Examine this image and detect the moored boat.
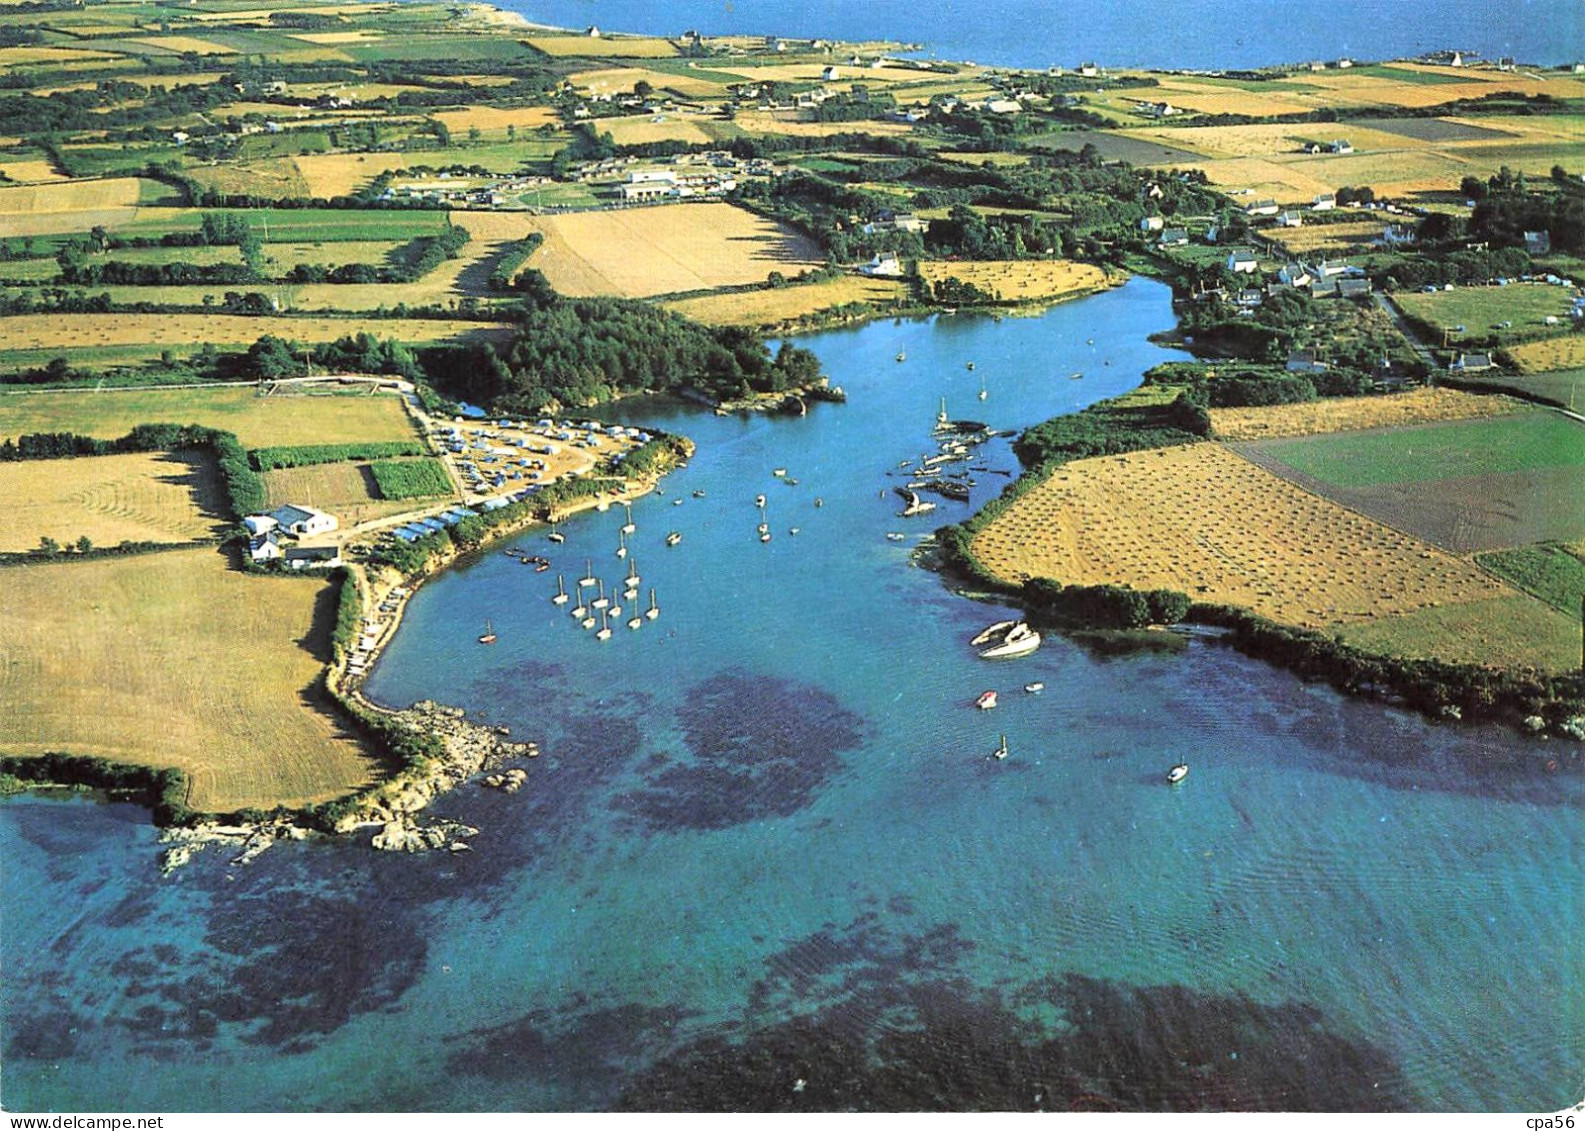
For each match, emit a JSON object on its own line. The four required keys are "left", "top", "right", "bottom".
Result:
{"left": 992, "top": 735, "right": 1009, "bottom": 760}
{"left": 645, "top": 588, "right": 659, "bottom": 620}
{"left": 477, "top": 620, "right": 497, "bottom": 645}
{"left": 980, "top": 627, "right": 1041, "bottom": 660}
{"left": 596, "top": 609, "right": 612, "bottom": 641}
{"left": 976, "top": 690, "right": 998, "bottom": 710}
{"left": 579, "top": 560, "right": 597, "bottom": 588}
{"left": 1024, "top": 682, "right": 1044, "bottom": 694}
{"left": 1167, "top": 763, "right": 1189, "bottom": 784}
{"left": 552, "top": 574, "right": 569, "bottom": 605}
{"left": 971, "top": 619, "right": 1019, "bottom": 647}
{"left": 666, "top": 531, "right": 682, "bottom": 547}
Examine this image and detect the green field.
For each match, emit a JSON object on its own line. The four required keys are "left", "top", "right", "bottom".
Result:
{"left": 1339, "top": 594, "right": 1580, "bottom": 673}
{"left": 1476, "top": 544, "right": 1585, "bottom": 615}
{"left": 1392, "top": 284, "right": 1580, "bottom": 346}
{"left": 0, "top": 386, "right": 418, "bottom": 448}
{"left": 369, "top": 456, "right": 452, "bottom": 499}
{"left": 1255, "top": 411, "right": 1585, "bottom": 487}
{"left": 114, "top": 209, "right": 450, "bottom": 243}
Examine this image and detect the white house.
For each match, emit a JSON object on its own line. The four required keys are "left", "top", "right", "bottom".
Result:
{"left": 1244, "top": 199, "right": 1279, "bottom": 217}
{"left": 243, "top": 514, "right": 278, "bottom": 536}
{"left": 984, "top": 98, "right": 1023, "bottom": 114}
{"left": 1312, "top": 193, "right": 1337, "bottom": 211}
{"left": 821, "top": 65, "right": 840, "bottom": 81}
{"left": 1078, "top": 62, "right": 1100, "bottom": 77}
{"left": 860, "top": 253, "right": 904, "bottom": 277}
{"left": 1158, "top": 227, "right": 1189, "bottom": 247}
{"left": 1279, "top": 263, "right": 1313, "bottom": 288}
{"left": 1276, "top": 211, "right": 1303, "bottom": 228}
{"left": 1328, "top": 139, "right": 1354, "bottom": 154}
{"left": 1140, "top": 215, "right": 1165, "bottom": 233}
{"left": 249, "top": 531, "right": 284, "bottom": 563}
{"left": 1227, "top": 249, "right": 1259, "bottom": 274}
{"left": 269, "top": 504, "right": 338, "bottom": 537}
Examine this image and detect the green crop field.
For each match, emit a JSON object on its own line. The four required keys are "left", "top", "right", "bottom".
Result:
{"left": 369, "top": 456, "right": 453, "bottom": 499}
{"left": 1476, "top": 544, "right": 1585, "bottom": 615}
{"left": 1254, "top": 411, "right": 1585, "bottom": 487}
{"left": 0, "top": 386, "right": 418, "bottom": 449}
{"left": 114, "top": 208, "right": 450, "bottom": 243}
{"left": 1392, "top": 284, "right": 1580, "bottom": 345}
{"left": 1339, "top": 594, "right": 1579, "bottom": 672}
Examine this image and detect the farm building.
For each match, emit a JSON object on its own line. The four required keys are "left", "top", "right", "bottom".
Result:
{"left": 1159, "top": 227, "right": 1189, "bottom": 247}
{"left": 1140, "top": 215, "right": 1165, "bottom": 232}
{"left": 1244, "top": 199, "right": 1279, "bottom": 217}
{"left": 860, "top": 253, "right": 904, "bottom": 277}
{"left": 1328, "top": 139, "right": 1354, "bottom": 154}
{"left": 1286, "top": 351, "right": 1330, "bottom": 374}
{"left": 243, "top": 514, "right": 278, "bottom": 536}
{"left": 248, "top": 531, "right": 284, "bottom": 564}
{"left": 266, "top": 504, "right": 338, "bottom": 538}
{"left": 1450, "top": 353, "right": 1495, "bottom": 372}
{"left": 1277, "top": 211, "right": 1303, "bottom": 227}
{"left": 1313, "top": 193, "right": 1337, "bottom": 211}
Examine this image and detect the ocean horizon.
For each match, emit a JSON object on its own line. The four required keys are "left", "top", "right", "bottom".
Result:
{"left": 504, "top": 0, "right": 1581, "bottom": 71}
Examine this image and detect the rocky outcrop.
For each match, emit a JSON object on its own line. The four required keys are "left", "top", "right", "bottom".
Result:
{"left": 159, "top": 821, "right": 315, "bottom": 876}
{"left": 370, "top": 816, "right": 479, "bottom": 853}
{"left": 330, "top": 700, "right": 537, "bottom": 835}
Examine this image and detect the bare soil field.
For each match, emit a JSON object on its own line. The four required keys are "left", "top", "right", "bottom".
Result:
{"left": 971, "top": 442, "right": 1511, "bottom": 633}
{"left": 1351, "top": 116, "right": 1517, "bottom": 142}
{"left": 1209, "top": 388, "right": 1521, "bottom": 441}
{"left": 917, "top": 260, "right": 1113, "bottom": 304}
{"left": 569, "top": 65, "right": 727, "bottom": 99}
{"left": 0, "top": 548, "right": 379, "bottom": 810}
{"left": 262, "top": 460, "right": 451, "bottom": 527}
{"left": 0, "top": 313, "right": 510, "bottom": 353}
{"left": 0, "top": 451, "right": 229, "bottom": 552}
{"left": 523, "top": 203, "right": 822, "bottom": 298}
{"left": 1026, "top": 130, "right": 1203, "bottom": 166}
{"left": 0, "top": 385, "right": 418, "bottom": 449}
{"left": 662, "top": 275, "right": 908, "bottom": 327}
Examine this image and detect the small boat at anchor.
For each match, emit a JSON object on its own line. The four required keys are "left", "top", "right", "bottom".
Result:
{"left": 624, "top": 558, "right": 640, "bottom": 589}
{"left": 895, "top": 351, "right": 907, "bottom": 362}
{"left": 548, "top": 529, "right": 565, "bottom": 544}
{"left": 755, "top": 493, "right": 766, "bottom": 508}
{"left": 578, "top": 560, "right": 597, "bottom": 588}
{"left": 645, "top": 588, "right": 659, "bottom": 620}
{"left": 627, "top": 612, "right": 642, "bottom": 630}
{"left": 992, "top": 735, "right": 1009, "bottom": 760}
{"left": 596, "top": 609, "right": 612, "bottom": 641}
{"left": 666, "top": 532, "right": 682, "bottom": 547}
{"left": 773, "top": 468, "right": 787, "bottom": 477}
{"left": 571, "top": 592, "right": 588, "bottom": 618}
{"left": 591, "top": 579, "right": 608, "bottom": 610}
{"left": 971, "top": 620, "right": 1019, "bottom": 647}
{"left": 976, "top": 690, "right": 998, "bottom": 711}
{"left": 551, "top": 574, "right": 569, "bottom": 605}
{"left": 616, "top": 530, "right": 627, "bottom": 559}
{"left": 477, "top": 620, "right": 497, "bottom": 645}
{"left": 886, "top": 532, "right": 907, "bottom": 542}
{"left": 978, "top": 622, "right": 1042, "bottom": 660}
{"left": 621, "top": 504, "right": 636, "bottom": 536}
{"left": 1024, "top": 682, "right": 1044, "bottom": 694}
{"left": 1166, "top": 764, "right": 1189, "bottom": 784}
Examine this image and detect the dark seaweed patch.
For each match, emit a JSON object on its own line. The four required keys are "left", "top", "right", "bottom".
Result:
{"left": 611, "top": 917, "right": 1414, "bottom": 1112}
{"left": 5, "top": 1007, "right": 89, "bottom": 1061}
{"left": 616, "top": 670, "right": 865, "bottom": 831}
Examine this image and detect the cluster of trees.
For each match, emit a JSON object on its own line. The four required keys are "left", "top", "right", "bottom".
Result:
{"left": 421, "top": 295, "right": 826, "bottom": 413}
{"left": 927, "top": 275, "right": 1001, "bottom": 306}
{"left": 1144, "top": 361, "right": 1372, "bottom": 408}
{"left": 1013, "top": 389, "right": 1210, "bottom": 469}
{"left": 1178, "top": 287, "right": 1321, "bottom": 362}
{"left": 1465, "top": 167, "right": 1585, "bottom": 255}
{"left": 809, "top": 88, "right": 898, "bottom": 123}
{"left": 58, "top": 255, "right": 257, "bottom": 287}
{"left": 1022, "top": 577, "right": 1192, "bottom": 629}
{"left": 927, "top": 203, "right": 1059, "bottom": 259}
{"left": 1375, "top": 246, "right": 1534, "bottom": 291}
{"left": 0, "top": 754, "right": 193, "bottom": 826}
{"left": 285, "top": 224, "right": 468, "bottom": 285}
{"left": 486, "top": 233, "right": 546, "bottom": 291}
{"left": 239, "top": 332, "right": 426, "bottom": 382}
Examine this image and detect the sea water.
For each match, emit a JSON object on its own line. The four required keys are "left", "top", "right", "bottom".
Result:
{"left": 503, "top": 0, "right": 1582, "bottom": 70}
{"left": 3, "top": 280, "right": 1580, "bottom": 1111}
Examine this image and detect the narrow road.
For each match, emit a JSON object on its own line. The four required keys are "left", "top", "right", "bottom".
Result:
{"left": 1374, "top": 292, "right": 1440, "bottom": 372}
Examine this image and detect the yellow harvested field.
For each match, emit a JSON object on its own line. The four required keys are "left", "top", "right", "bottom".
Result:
{"left": 0, "top": 451, "right": 229, "bottom": 552}
{"left": 1120, "top": 122, "right": 1432, "bottom": 160}
{"left": 291, "top": 151, "right": 421, "bottom": 198}
{"left": 972, "top": 441, "right": 1511, "bottom": 632}
{"left": 0, "top": 45, "right": 118, "bottom": 67}
{"left": 1507, "top": 336, "right": 1585, "bottom": 375}
{"left": 0, "top": 177, "right": 147, "bottom": 235}
{"left": 0, "top": 386, "right": 417, "bottom": 449}
{"left": 917, "top": 260, "right": 1113, "bottom": 303}
{"left": 0, "top": 313, "right": 509, "bottom": 353}
{"left": 527, "top": 35, "right": 677, "bottom": 58}
{"left": 0, "top": 159, "right": 65, "bottom": 183}
{"left": 730, "top": 111, "right": 913, "bottom": 138}
{"left": 433, "top": 105, "right": 560, "bottom": 134}
{"left": 663, "top": 275, "right": 908, "bottom": 327}
{"left": 597, "top": 114, "right": 719, "bottom": 146}
{"left": 1209, "top": 388, "right": 1522, "bottom": 441}
{"left": 1146, "top": 83, "right": 1317, "bottom": 118}
{"left": 1265, "top": 219, "right": 1389, "bottom": 255}
{"left": 1195, "top": 156, "right": 1357, "bottom": 201}
{"left": 130, "top": 35, "right": 238, "bottom": 54}
{"left": 0, "top": 549, "right": 379, "bottom": 810}
{"left": 262, "top": 461, "right": 439, "bottom": 527}
{"left": 523, "top": 203, "right": 822, "bottom": 298}
{"left": 570, "top": 65, "right": 726, "bottom": 98}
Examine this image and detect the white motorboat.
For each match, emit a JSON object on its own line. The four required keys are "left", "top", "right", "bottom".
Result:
{"left": 979, "top": 623, "right": 1041, "bottom": 659}
{"left": 1167, "top": 764, "right": 1189, "bottom": 784}
{"left": 666, "top": 531, "right": 682, "bottom": 547}
{"left": 755, "top": 494, "right": 766, "bottom": 508}
{"left": 970, "top": 619, "right": 1019, "bottom": 647}
{"left": 773, "top": 468, "right": 787, "bottom": 477}
{"left": 976, "top": 690, "right": 998, "bottom": 710}
{"left": 548, "top": 530, "right": 565, "bottom": 544}
{"left": 552, "top": 574, "right": 569, "bottom": 605}
{"left": 1023, "top": 682, "right": 1044, "bottom": 694}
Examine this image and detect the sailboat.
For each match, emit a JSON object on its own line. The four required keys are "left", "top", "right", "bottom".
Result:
{"left": 621, "top": 503, "right": 636, "bottom": 536}
{"left": 608, "top": 594, "right": 622, "bottom": 618}
{"left": 645, "top": 588, "right": 659, "bottom": 620}
{"left": 551, "top": 574, "right": 569, "bottom": 605}
{"left": 478, "top": 620, "right": 497, "bottom": 645}
{"left": 666, "top": 531, "right": 682, "bottom": 547}
{"left": 579, "top": 559, "right": 597, "bottom": 588}
{"left": 591, "top": 579, "right": 608, "bottom": 610}
{"left": 596, "top": 609, "right": 612, "bottom": 641}
{"left": 624, "top": 557, "right": 640, "bottom": 591}
{"left": 992, "top": 735, "right": 1009, "bottom": 761}
{"left": 548, "top": 527, "right": 565, "bottom": 544}
{"left": 977, "top": 373, "right": 988, "bottom": 402}
{"left": 935, "top": 397, "right": 949, "bottom": 430}
{"left": 628, "top": 610, "right": 643, "bottom": 630}
{"left": 616, "top": 529, "right": 627, "bottom": 559}
{"left": 571, "top": 589, "right": 588, "bottom": 618}
{"left": 580, "top": 609, "right": 597, "bottom": 629}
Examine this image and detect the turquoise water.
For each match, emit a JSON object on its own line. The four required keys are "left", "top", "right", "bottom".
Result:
{"left": 3, "top": 280, "right": 1581, "bottom": 1111}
